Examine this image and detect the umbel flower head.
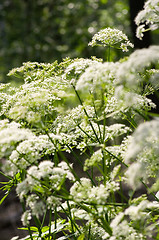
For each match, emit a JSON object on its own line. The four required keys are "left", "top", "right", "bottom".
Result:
{"left": 135, "top": 0, "right": 159, "bottom": 39}
{"left": 88, "top": 27, "right": 134, "bottom": 52}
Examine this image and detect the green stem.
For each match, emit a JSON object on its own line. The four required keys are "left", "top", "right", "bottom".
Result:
{"left": 72, "top": 85, "right": 101, "bottom": 144}
{"left": 60, "top": 202, "right": 81, "bottom": 235}
{"left": 90, "top": 91, "right": 103, "bottom": 142}
{"left": 0, "top": 171, "right": 12, "bottom": 180}
{"left": 102, "top": 150, "right": 107, "bottom": 184}
{"left": 41, "top": 208, "right": 47, "bottom": 229}
{"left": 104, "top": 148, "right": 128, "bottom": 167}
{"left": 65, "top": 143, "right": 96, "bottom": 186}
{"left": 33, "top": 216, "right": 42, "bottom": 238}
{"left": 21, "top": 201, "right": 34, "bottom": 240}
{"left": 141, "top": 179, "right": 159, "bottom": 201}
{"left": 103, "top": 112, "right": 106, "bottom": 143}
{"left": 58, "top": 150, "right": 80, "bottom": 182}
{"left": 88, "top": 223, "right": 91, "bottom": 240}
{"left": 49, "top": 209, "right": 52, "bottom": 240}
{"left": 77, "top": 123, "right": 96, "bottom": 143}
{"left": 107, "top": 45, "right": 111, "bottom": 62}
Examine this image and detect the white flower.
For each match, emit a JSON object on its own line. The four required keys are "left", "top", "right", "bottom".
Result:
{"left": 38, "top": 160, "right": 54, "bottom": 178}
{"left": 89, "top": 184, "right": 111, "bottom": 204}
{"left": 21, "top": 210, "right": 32, "bottom": 226}
{"left": 63, "top": 58, "right": 100, "bottom": 83}
{"left": 125, "top": 162, "right": 144, "bottom": 190}
{"left": 136, "top": 24, "right": 145, "bottom": 40}
{"left": 26, "top": 194, "right": 45, "bottom": 218}
{"left": 116, "top": 46, "right": 159, "bottom": 91}
{"left": 125, "top": 118, "right": 159, "bottom": 161}
{"left": 47, "top": 196, "right": 61, "bottom": 209}
{"left": 84, "top": 149, "right": 103, "bottom": 170}
{"left": 135, "top": 0, "right": 159, "bottom": 39}
{"left": 16, "top": 179, "right": 30, "bottom": 200}
{"left": 89, "top": 27, "right": 134, "bottom": 51}
{"left": 9, "top": 135, "right": 56, "bottom": 173}
{"left": 0, "top": 120, "right": 33, "bottom": 158}
{"left": 76, "top": 62, "right": 118, "bottom": 93}
{"left": 70, "top": 178, "right": 92, "bottom": 202}
{"left": 115, "top": 85, "right": 155, "bottom": 111}
{"left": 70, "top": 177, "right": 119, "bottom": 204}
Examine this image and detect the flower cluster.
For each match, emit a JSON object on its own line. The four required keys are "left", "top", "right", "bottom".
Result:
{"left": 125, "top": 118, "right": 159, "bottom": 189}
{"left": 104, "top": 198, "right": 159, "bottom": 239}
{"left": 135, "top": 0, "right": 159, "bottom": 39}
{"left": 0, "top": 12, "right": 159, "bottom": 239}
{"left": 88, "top": 27, "right": 134, "bottom": 52}
{"left": 16, "top": 160, "right": 74, "bottom": 224}
{"left": 116, "top": 46, "right": 159, "bottom": 91}
{"left": 76, "top": 61, "right": 118, "bottom": 93}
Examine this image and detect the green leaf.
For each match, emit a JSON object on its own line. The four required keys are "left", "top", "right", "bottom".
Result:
{"left": 41, "top": 226, "right": 49, "bottom": 233}
{"left": 18, "top": 226, "right": 38, "bottom": 232}
{"left": 0, "top": 181, "right": 10, "bottom": 185}
{"left": 77, "top": 233, "right": 85, "bottom": 240}
{"left": 41, "top": 220, "right": 67, "bottom": 237}
{"left": 0, "top": 192, "right": 9, "bottom": 205}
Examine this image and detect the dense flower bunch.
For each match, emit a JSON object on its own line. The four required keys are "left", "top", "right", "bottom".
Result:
{"left": 0, "top": 2, "right": 159, "bottom": 239}
{"left": 88, "top": 27, "right": 134, "bottom": 52}
{"left": 135, "top": 0, "right": 159, "bottom": 39}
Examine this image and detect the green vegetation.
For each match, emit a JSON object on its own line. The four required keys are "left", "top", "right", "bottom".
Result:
{"left": 0, "top": 0, "right": 159, "bottom": 239}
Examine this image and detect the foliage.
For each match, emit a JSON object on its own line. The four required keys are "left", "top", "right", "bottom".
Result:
{"left": 0, "top": 0, "right": 130, "bottom": 82}
{"left": 0, "top": 1, "right": 159, "bottom": 239}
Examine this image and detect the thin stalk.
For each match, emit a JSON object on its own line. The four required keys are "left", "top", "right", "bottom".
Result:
{"left": 33, "top": 216, "right": 42, "bottom": 238}
{"left": 78, "top": 203, "right": 112, "bottom": 235}
{"left": 67, "top": 200, "right": 76, "bottom": 239}
{"left": 77, "top": 123, "right": 96, "bottom": 143}
{"left": 96, "top": 164, "right": 107, "bottom": 180}
{"left": 102, "top": 150, "right": 107, "bottom": 184}
{"left": 0, "top": 171, "right": 12, "bottom": 180}
{"left": 41, "top": 208, "right": 47, "bottom": 229}
{"left": 60, "top": 202, "right": 81, "bottom": 235}
{"left": 54, "top": 206, "right": 57, "bottom": 239}
{"left": 65, "top": 143, "right": 96, "bottom": 186}
{"left": 107, "top": 45, "right": 111, "bottom": 62}
{"left": 121, "top": 111, "right": 137, "bottom": 129}
{"left": 103, "top": 111, "right": 106, "bottom": 143}
{"left": 80, "top": 200, "right": 128, "bottom": 207}
{"left": 21, "top": 201, "right": 34, "bottom": 240}
{"left": 90, "top": 91, "right": 103, "bottom": 142}
{"left": 58, "top": 150, "right": 80, "bottom": 182}
{"left": 72, "top": 85, "right": 101, "bottom": 144}
{"left": 105, "top": 148, "right": 128, "bottom": 167}
{"left": 49, "top": 209, "right": 52, "bottom": 240}
{"left": 88, "top": 223, "right": 91, "bottom": 240}
{"left": 141, "top": 179, "right": 159, "bottom": 201}
{"left": 134, "top": 108, "right": 149, "bottom": 121}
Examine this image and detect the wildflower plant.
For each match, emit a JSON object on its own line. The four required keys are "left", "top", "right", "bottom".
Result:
{"left": 135, "top": 0, "right": 159, "bottom": 39}
{"left": 0, "top": 1, "right": 159, "bottom": 239}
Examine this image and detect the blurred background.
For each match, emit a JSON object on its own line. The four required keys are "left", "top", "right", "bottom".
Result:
{"left": 0, "top": 0, "right": 159, "bottom": 239}
{"left": 1, "top": 0, "right": 158, "bottom": 84}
